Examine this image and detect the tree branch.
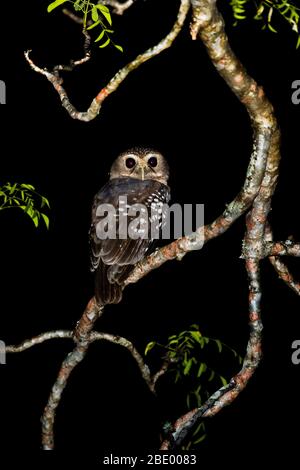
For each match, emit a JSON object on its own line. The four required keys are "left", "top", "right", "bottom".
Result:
{"left": 265, "top": 224, "right": 300, "bottom": 295}
{"left": 6, "top": 331, "right": 73, "bottom": 353}
{"left": 265, "top": 241, "right": 300, "bottom": 257}
{"left": 42, "top": 297, "right": 103, "bottom": 450}
{"left": 158, "top": 0, "right": 281, "bottom": 449}
{"left": 90, "top": 331, "right": 155, "bottom": 392}
{"left": 25, "top": 0, "right": 190, "bottom": 122}
{"left": 102, "top": 0, "right": 137, "bottom": 15}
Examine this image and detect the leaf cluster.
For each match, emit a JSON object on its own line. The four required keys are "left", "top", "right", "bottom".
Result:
{"left": 47, "top": 0, "right": 123, "bottom": 51}
{"left": 145, "top": 324, "right": 243, "bottom": 449}
{"left": 230, "top": 0, "right": 300, "bottom": 47}
{"left": 0, "top": 182, "right": 50, "bottom": 229}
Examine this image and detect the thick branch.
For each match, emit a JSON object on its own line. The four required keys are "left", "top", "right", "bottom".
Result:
{"left": 25, "top": 0, "right": 190, "bottom": 121}
{"left": 42, "top": 297, "right": 103, "bottom": 450}
{"left": 158, "top": 0, "right": 281, "bottom": 450}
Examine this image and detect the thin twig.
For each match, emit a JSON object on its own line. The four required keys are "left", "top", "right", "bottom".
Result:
{"left": 265, "top": 241, "right": 300, "bottom": 257}
{"left": 102, "top": 0, "right": 136, "bottom": 15}
{"left": 62, "top": 8, "right": 85, "bottom": 25}
{"left": 6, "top": 331, "right": 73, "bottom": 353}
{"left": 152, "top": 359, "right": 172, "bottom": 388}
{"left": 265, "top": 224, "right": 300, "bottom": 295}
{"left": 90, "top": 331, "right": 155, "bottom": 392}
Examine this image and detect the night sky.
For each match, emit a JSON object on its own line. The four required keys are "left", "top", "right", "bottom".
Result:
{"left": 0, "top": 0, "right": 300, "bottom": 463}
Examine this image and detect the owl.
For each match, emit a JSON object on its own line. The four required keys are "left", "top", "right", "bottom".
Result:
{"left": 89, "top": 147, "right": 170, "bottom": 305}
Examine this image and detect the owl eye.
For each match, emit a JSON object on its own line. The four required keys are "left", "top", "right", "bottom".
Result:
{"left": 148, "top": 156, "right": 158, "bottom": 168}
{"left": 125, "top": 157, "right": 136, "bottom": 169}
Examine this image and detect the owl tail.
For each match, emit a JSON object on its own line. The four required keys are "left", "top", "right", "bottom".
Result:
{"left": 95, "top": 260, "right": 136, "bottom": 305}
{"left": 94, "top": 261, "right": 125, "bottom": 305}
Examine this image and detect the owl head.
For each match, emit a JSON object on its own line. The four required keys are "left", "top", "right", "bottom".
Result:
{"left": 110, "top": 147, "right": 169, "bottom": 185}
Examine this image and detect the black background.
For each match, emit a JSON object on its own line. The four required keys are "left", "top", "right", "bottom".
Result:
{"left": 0, "top": 0, "right": 300, "bottom": 463}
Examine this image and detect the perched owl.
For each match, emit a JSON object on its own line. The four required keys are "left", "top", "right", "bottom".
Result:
{"left": 90, "top": 147, "right": 170, "bottom": 305}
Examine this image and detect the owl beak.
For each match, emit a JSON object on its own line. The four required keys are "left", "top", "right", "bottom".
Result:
{"left": 138, "top": 161, "right": 148, "bottom": 180}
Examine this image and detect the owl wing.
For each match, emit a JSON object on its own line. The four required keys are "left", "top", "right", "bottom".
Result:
{"left": 90, "top": 177, "right": 170, "bottom": 302}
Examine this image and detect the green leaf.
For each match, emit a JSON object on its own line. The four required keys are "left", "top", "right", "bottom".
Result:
{"left": 99, "top": 38, "right": 111, "bottom": 48}
{"left": 190, "top": 331, "right": 202, "bottom": 343}
{"left": 41, "top": 196, "right": 50, "bottom": 209}
{"left": 74, "top": 0, "right": 84, "bottom": 11}
{"left": 186, "top": 393, "right": 191, "bottom": 409}
{"left": 41, "top": 213, "right": 50, "bottom": 229}
{"left": 197, "top": 362, "right": 207, "bottom": 378}
{"left": 92, "top": 6, "right": 99, "bottom": 22}
{"left": 208, "top": 369, "right": 215, "bottom": 382}
{"left": 234, "top": 14, "right": 246, "bottom": 20}
{"left": 168, "top": 350, "right": 177, "bottom": 359}
{"left": 32, "top": 214, "right": 39, "bottom": 228}
{"left": 215, "top": 339, "right": 222, "bottom": 353}
{"left": 145, "top": 341, "right": 156, "bottom": 356}
{"left": 20, "top": 183, "right": 35, "bottom": 190}
{"left": 24, "top": 205, "right": 34, "bottom": 218}
{"left": 183, "top": 359, "right": 193, "bottom": 376}
{"left": 97, "top": 4, "right": 112, "bottom": 25}
{"left": 268, "top": 23, "right": 278, "bottom": 33}
{"left": 220, "top": 375, "right": 227, "bottom": 387}
{"left": 9, "top": 183, "right": 17, "bottom": 194}
{"left": 192, "top": 421, "right": 205, "bottom": 437}
{"left": 193, "top": 433, "right": 206, "bottom": 444}
{"left": 87, "top": 20, "right": 101, "bottom": 31}
{"left": 95, "top": 29, "right": 106, "bottom": 42}
{"left": 97, "top": 4, "right": 110, "bottom": 13}
{"left": 47, "top": 0, "right": 69, "bottom": 13}
{"left": 195, "top": 392, "right": 202, "bottom": 407}
{"left": 114, "top": 44, "right": 124, "bottom": 52}
{"left": 183, "top": 351, "right": 188, "bottom": 364}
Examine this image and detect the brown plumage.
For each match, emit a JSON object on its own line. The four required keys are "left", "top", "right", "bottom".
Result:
{"left": 89, "top": 147, "right": 170, "bottom": 305}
